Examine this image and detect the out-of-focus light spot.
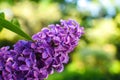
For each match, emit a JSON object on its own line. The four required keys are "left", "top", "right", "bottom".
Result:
{"left": 103, "top": 44, "right": 117, "bottom": 56}
{"left": 88, "top": 3, "right": 101, "bottom": 17}
{"left": 86, "top": 19, "right": 118, "bottom": 44}
{"left": 67, "top": 61, "right": 85, "bottom": 74}
{"left": 67, "top": 53, "right": 85, "bottom": 74}
{"left": 65, "top": 0, "right": 73, "bottom": 3}
{"left": 115, "top": 13, "right": 120, "bottom": 24}
{"left": 99, "top": 0, "right": 116, "bottom": 17}
{"left": 115, "top": 0, "right": 120, "bottom": 7}
{"left": 77, "top": 0, "right": 88, "bottom": 8}
{"left": 77, "top": 0, "right": 88, "bottom": 12}
{"left": 109, "top": 60, "right": 120, "bottom": 74}
{"left": 77, "top": 0, "right": 101, "bottom": 17}
{"left": 99, "top": 0, "right": 111, "bottom": 7}
{"left": 77, "top": 0, "right": 116, "bottom": 17}
{"left": 107, "top": 7, "right": 116, "bottom": 17}
{"left": 13, "top": 1, "right": 34, "bottom": 20}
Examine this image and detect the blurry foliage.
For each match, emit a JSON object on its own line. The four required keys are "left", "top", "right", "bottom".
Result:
{"left": 0, "top": 0, "right": 120, "bottom": 80}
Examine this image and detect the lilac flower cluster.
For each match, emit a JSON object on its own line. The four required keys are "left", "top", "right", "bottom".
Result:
{"left": 0, "top": 19, "right": 84, "bottom": 80}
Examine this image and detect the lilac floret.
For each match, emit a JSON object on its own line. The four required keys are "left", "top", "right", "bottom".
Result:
{"left": 0, "top": 19, "right": 84, "bottom": 80}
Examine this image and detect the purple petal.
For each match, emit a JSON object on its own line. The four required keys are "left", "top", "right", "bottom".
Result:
{"left": 18, "top": 56, "right": 25, "bottom": 61}
{"left": 5, "top": 66, "right": 11, "bottom": 72}
{"left": 23, "top": 49, "right": 32, "bottom": 55}
{"left": 56, "top": 64, "right": 64, "bottom": 72}
{"left": 47, "top": 68, "right": 54, "bottom": 74}
{"left": 31, "top": 43, "right": 36, "bottom": 49}
{"left": 30, "top": 53, "right": 36, "bottom": 63}
{"left": 65, "top": 36, "right": 70, "bottom": 44}
{"left": 39, "top": 69, "right": 48, "bottom": 78}
{"left": 12, "top": 62, "right": 18, "bottom": 69}
{"left": 25, "top": 58, "right": 32, "bottom": 67}
{"left": 34, "top": 71, "right": 39, "bottom": 78}
{"left": 45, "top": 57, "right": 53, "bottom": 65}
{"left": 42, "top": 52, "right": 48, "bottom": 59}
{"left": 27, "top": 78, "right": 33, "bottom": 80}
{"left": 19, "top": 65, "right": 29, "bottom": 71}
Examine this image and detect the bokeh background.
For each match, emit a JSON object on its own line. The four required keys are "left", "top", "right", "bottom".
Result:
{"left": 0, "top": 0, "right": 120, "bottom": 80}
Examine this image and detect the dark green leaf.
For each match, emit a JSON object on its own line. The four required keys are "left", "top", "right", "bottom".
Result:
{"left": 11, "top": 18, "right": 21, "bottom": 28}
{"left": 0, "top": 12, "right": 5, "bottom": 19}
{"left": 0, "top": 12, "right": 5, "bottom": 31}
{"left": 0, "top": 17, "right": 32, "bottom": 40}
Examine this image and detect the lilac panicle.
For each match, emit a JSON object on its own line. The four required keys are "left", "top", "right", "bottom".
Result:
{"left": 0, "top": 19, "right": 84, "bottom": 80}
{"left": 32, "top": 19, "right": 84, "bottom": 73}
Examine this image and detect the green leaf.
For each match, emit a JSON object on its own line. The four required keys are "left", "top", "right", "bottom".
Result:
{"left": 0, "top": 17, "right": 32, "bottom": 40}
{"left": 0, "top": 12, "right": 5, "bottom": 31}
{"left": 0, "top": 12, "right": 5, "bottom": 19}
{"left": 11, "top": 18, "right": 21, "bottom": 28}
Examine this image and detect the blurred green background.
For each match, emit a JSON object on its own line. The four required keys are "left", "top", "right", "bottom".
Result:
{"left": 0, "top": 0, "right": 120, "bottom": 80}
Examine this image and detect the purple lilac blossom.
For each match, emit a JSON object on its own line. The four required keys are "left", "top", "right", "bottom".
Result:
{"left": 0, "top": 19, "right": 84, "bottom": 80}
